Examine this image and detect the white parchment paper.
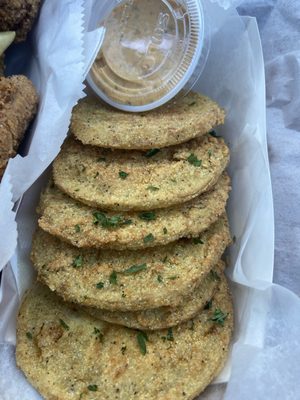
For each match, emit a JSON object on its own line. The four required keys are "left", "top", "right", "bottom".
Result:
{"left": 1, "top": 0, "right": 299, "bottom": 399}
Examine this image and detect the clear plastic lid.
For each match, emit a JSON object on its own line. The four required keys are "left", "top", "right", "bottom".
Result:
{"left": 87, "top": 0, "right": 209, "bottom": 112}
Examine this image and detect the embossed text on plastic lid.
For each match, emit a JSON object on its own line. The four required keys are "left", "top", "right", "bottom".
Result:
{"left": 87, "top": 0, "right": 210, "bottom": 112}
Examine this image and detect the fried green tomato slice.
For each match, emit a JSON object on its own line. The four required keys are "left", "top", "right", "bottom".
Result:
{"left": 71, "top": 92, "right": 225, "bottom": 150}
{"left": 31, "top": 215, "right": 231, "bottom": 311}
{"left": 16, "top": 276, "right": 233, "bottom": 400}
{"left": 53, "top": 134, "right": 229, "bottom": 211}
{"left": 38, "top": 174, "right": 230, "bottom": 250}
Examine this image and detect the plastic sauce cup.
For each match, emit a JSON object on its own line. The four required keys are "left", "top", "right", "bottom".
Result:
{"left": 87, "top": 0, "right": 210, "bottom": 112}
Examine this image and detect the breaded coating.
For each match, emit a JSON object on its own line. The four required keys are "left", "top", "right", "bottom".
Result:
{"left": 53, "top": 134, "right": 229, "bottom": 211}
{"left": 0, "top": 0, "right": 41, "bottom": 42}
{"left": 85, "top": 261, "right": 225, "bottom": 331}
{"left": 0, "top": 75, "right": 38, "bottom": 178}
{"left": 38, "top": 174, "right": 230, "bottom": 250}
{"left": 16, "top": 277, "right": 233, "bottom": 400}
{"left": 31, "top": 215, "right": 231, "bottom": 311}
{"left": 71, "top": 92, "right": 225, "bottom": 150}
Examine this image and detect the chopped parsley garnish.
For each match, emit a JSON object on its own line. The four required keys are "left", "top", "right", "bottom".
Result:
{"left": 138, "top": 212, "right": 156, "bottom": 221}
{"left": 204, "top": 300, "right": 213, "bottom": 310}
{"left": 137, "top": 331, "right": 148, "bottom": 355}
{"left": 93, "top": 212, "right": 132, "bottom": 228}
{"left": 96, "top": 282, "right": 104, "bottom": 289}
{"left": 187, "top": 153, "right": 202, "bottom": 167}
{"left": 98, "top": 157, "right": 106, "bottom": 162}
{"left": 143, "top": 233, "right": 155, "bottom": 243}
{"left": 166, "top": 328, "right": 174, "bottom": 341}
{"left": 209, "top": 270, "right": 221, "bottom": 282}
{"left": 168, "top": 276, "right": 178, "bottom": 280}
{"left": 209, "top": 130, "right": 219, "bottom": 138}
{"left": 170, "top": 178, "right": 177, "bottom": 183}
{"left": 189, "top": 101, "right": 196, "bottom": 106}
{"left": 147, "top": 186, "right": 160, "bottom": 192}
{"left": 145, "top": 148, "right": 160, "bottom": 157}
{"left": 119, "top": 170, "right": 129, "bottom": 180}
{"left": 94, "top": 172, "right": 99, "bottom": 179}
{"left": 109, "top": 271, "right": 118, "bottom": 285}
{"left": 162, "top": 256, "right": 168, "bottom": 263}
{"left": 162, "top": 328, "right": 174, "bottom": 342}
{"left": 121, "top": 345, "right": 127, "bottom": 355}
{"left": 157, "top": 275, "right": 163, "bottom": 283}
{"left": 59, "top": 319, "right": 70, "bottom": 331}
{"left": 163, "top": 227, "right": 168, "bottom": 235}
{"left": 123, "top": 263, "right": 147, "bottom": 275}
{"left": 87, "top": 385, "right": 98, "bottom": 392}
{"left": 210, "top": 309, "right": 228, "bottom": 326}
{"left": 208, "top": 150, "right": 213, "bottom": 157}
{"left": 93, "top": 327, "right": 104, "bottom": 342}
{"left": 75, "top": 224, "right": 81, "bottom": 233}
{"left": 193, "top": 238, "right": 204, "bottom": 245}
{"left": 73, "top": 255, "right": 83, "bottom": 268}
{"left": 26, "top": 332, "right": 33, "bottom": 340}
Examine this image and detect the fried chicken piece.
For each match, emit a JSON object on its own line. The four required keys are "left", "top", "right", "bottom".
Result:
{"left": 0, "top": 75, "right": 38, "bottom": 179}
{"left": 0, "top": 0, "right": 41, "bottom": 42}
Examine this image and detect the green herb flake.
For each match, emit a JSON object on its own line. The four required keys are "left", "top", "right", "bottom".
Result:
{"left": 96, "top": 282, "right": 104, "bottom": 289}
{"left": 209, "top": 270, "right": 221, "bottom": 282}
{"left": 121, "top": 345, "right": 127, "bottom": 355}
{"left": 137, "top": 331, "right": 148, "bottom": 355}
{"left": 170, "top": 178, "right": 177, "bottom": 183}
{"left": 166, "top": 328, "right": 174, "bottom": 341}
{"left": 145, "top": 148, "right": 160, "bottom": 158}
{"left": 75, "top": 224, "right": 81, "bottom": 233}
{"left": 193, "top": 238, "right": 204, "bottom": 245}
{"left": 143, "top": 233, "right": 155, "bottom": 244}
{"left": 210, "top": 308, "right": 228, "bottom": 326}
{"left": 157, "top": 275, "right": 163, "bottom": 283}
{"left": 59, "top": 319, "right": 70, "bottom": 331}
{"left": 97, "top": 157, "right": 106, "bottom": 162}
{"left": 138, "top": 212, "right": 156, "bottom": 221}
{"left": 119, "top": 171, "right": 129, "bottom": 180}
{"left": 93, "top": 212, "right": 132, "bottom": 228}
{"left": 94, "top": 172, "right": 99, "bottom": 179}
{"left": 209, "top": 130, "right": 219, "bottom": 138}
{"left": 73, "top": 255, "right": 83, "bottom": 268}
{"left": 109, "top": 271, "right": 118, "bottom": 285}
{"left": 162, "top": 256, "right": 168, "bottom": 263}
{"left": 189, "top": 101, "right": 196, "bottom": 106}
{"left": 168, "top": 276, "right": 179, "bottom": 281}
{"left": 204, "top": 300, "right": 213, "bottom": 310}
{"left": 87, "top": 385, "right": 98, "bottom": 392}
{"left": 123, "top": 263, "right": 147, "bottom": 275}
{"left": 208, "top": 150, "right": 213, "bottom": 157}
{"left": 93, "top": 327, "right": 104, "bottom": 342}
{"left": 147, "top": 186, "right": 160, "bottom": 192}
{"left": 187, "top": 153, "right": 202, "bottom": 167}
{"left": 26, "top": 332, "right": 33, "bottom": 340}
{"left": 163, "top": 227, "right": 168, "bottom": 235}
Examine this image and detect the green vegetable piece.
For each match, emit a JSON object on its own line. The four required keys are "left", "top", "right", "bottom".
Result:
{"left": 137, "top": 331, "right": 148, "bottom": 355}
{"left": 139, "top": 212, "right": 156, "bottom": 221}
{"left": 143, "top": 233, "right": 155, "bottom": 243}
{"left": 119, "top": 171, "right": 129, "bottom": 180}
{"left": 187, "top": 153, "right": 202, "bottom": 167}
{"left": 145, "top": 148, "right": 160, "bottom": 157}
{"left": 73, "top": 255, "right": 83, "bottom": 268}
{"left": 123, "top": 264, "right": 147, "bottom": 275}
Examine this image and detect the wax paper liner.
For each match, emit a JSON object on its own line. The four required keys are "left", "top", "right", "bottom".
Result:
{"left": 1, "top": 1, "right": 298, "bottom": 399}
{"left": 0, "top": 0, "right": 105, "bottom": 273}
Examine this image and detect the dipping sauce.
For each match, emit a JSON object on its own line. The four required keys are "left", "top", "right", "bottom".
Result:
{"left": 88, "top": 0, "right": 205, "bottom": 112}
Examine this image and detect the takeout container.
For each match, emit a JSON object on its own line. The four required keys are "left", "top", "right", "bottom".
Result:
{"left": 0, "top": 1, "right": 275, "bottom": 398}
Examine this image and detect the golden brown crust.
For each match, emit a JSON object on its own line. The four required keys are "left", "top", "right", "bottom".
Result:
{"left": 31, "top": 215, "right": 231, "bottom": 311}
{"left": 53, "top": 134, "right": 230, "bottom": 211}
{"left": 71, "top": 92, "right": 225, "bottom": 150}
{"left": 16, "top": 276, "right": 233, "bottom": 400}
{"left": 0, "top": 75, "right": 38, "bottom": 178}
{"left": 38, "top": 174, "right": 231, "bottom": 250}
{"left": 0, "top": 0, "right": 41, "bottom": 42}
{"left": 85, "top": 262, "right": 226, "bottom": 330}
